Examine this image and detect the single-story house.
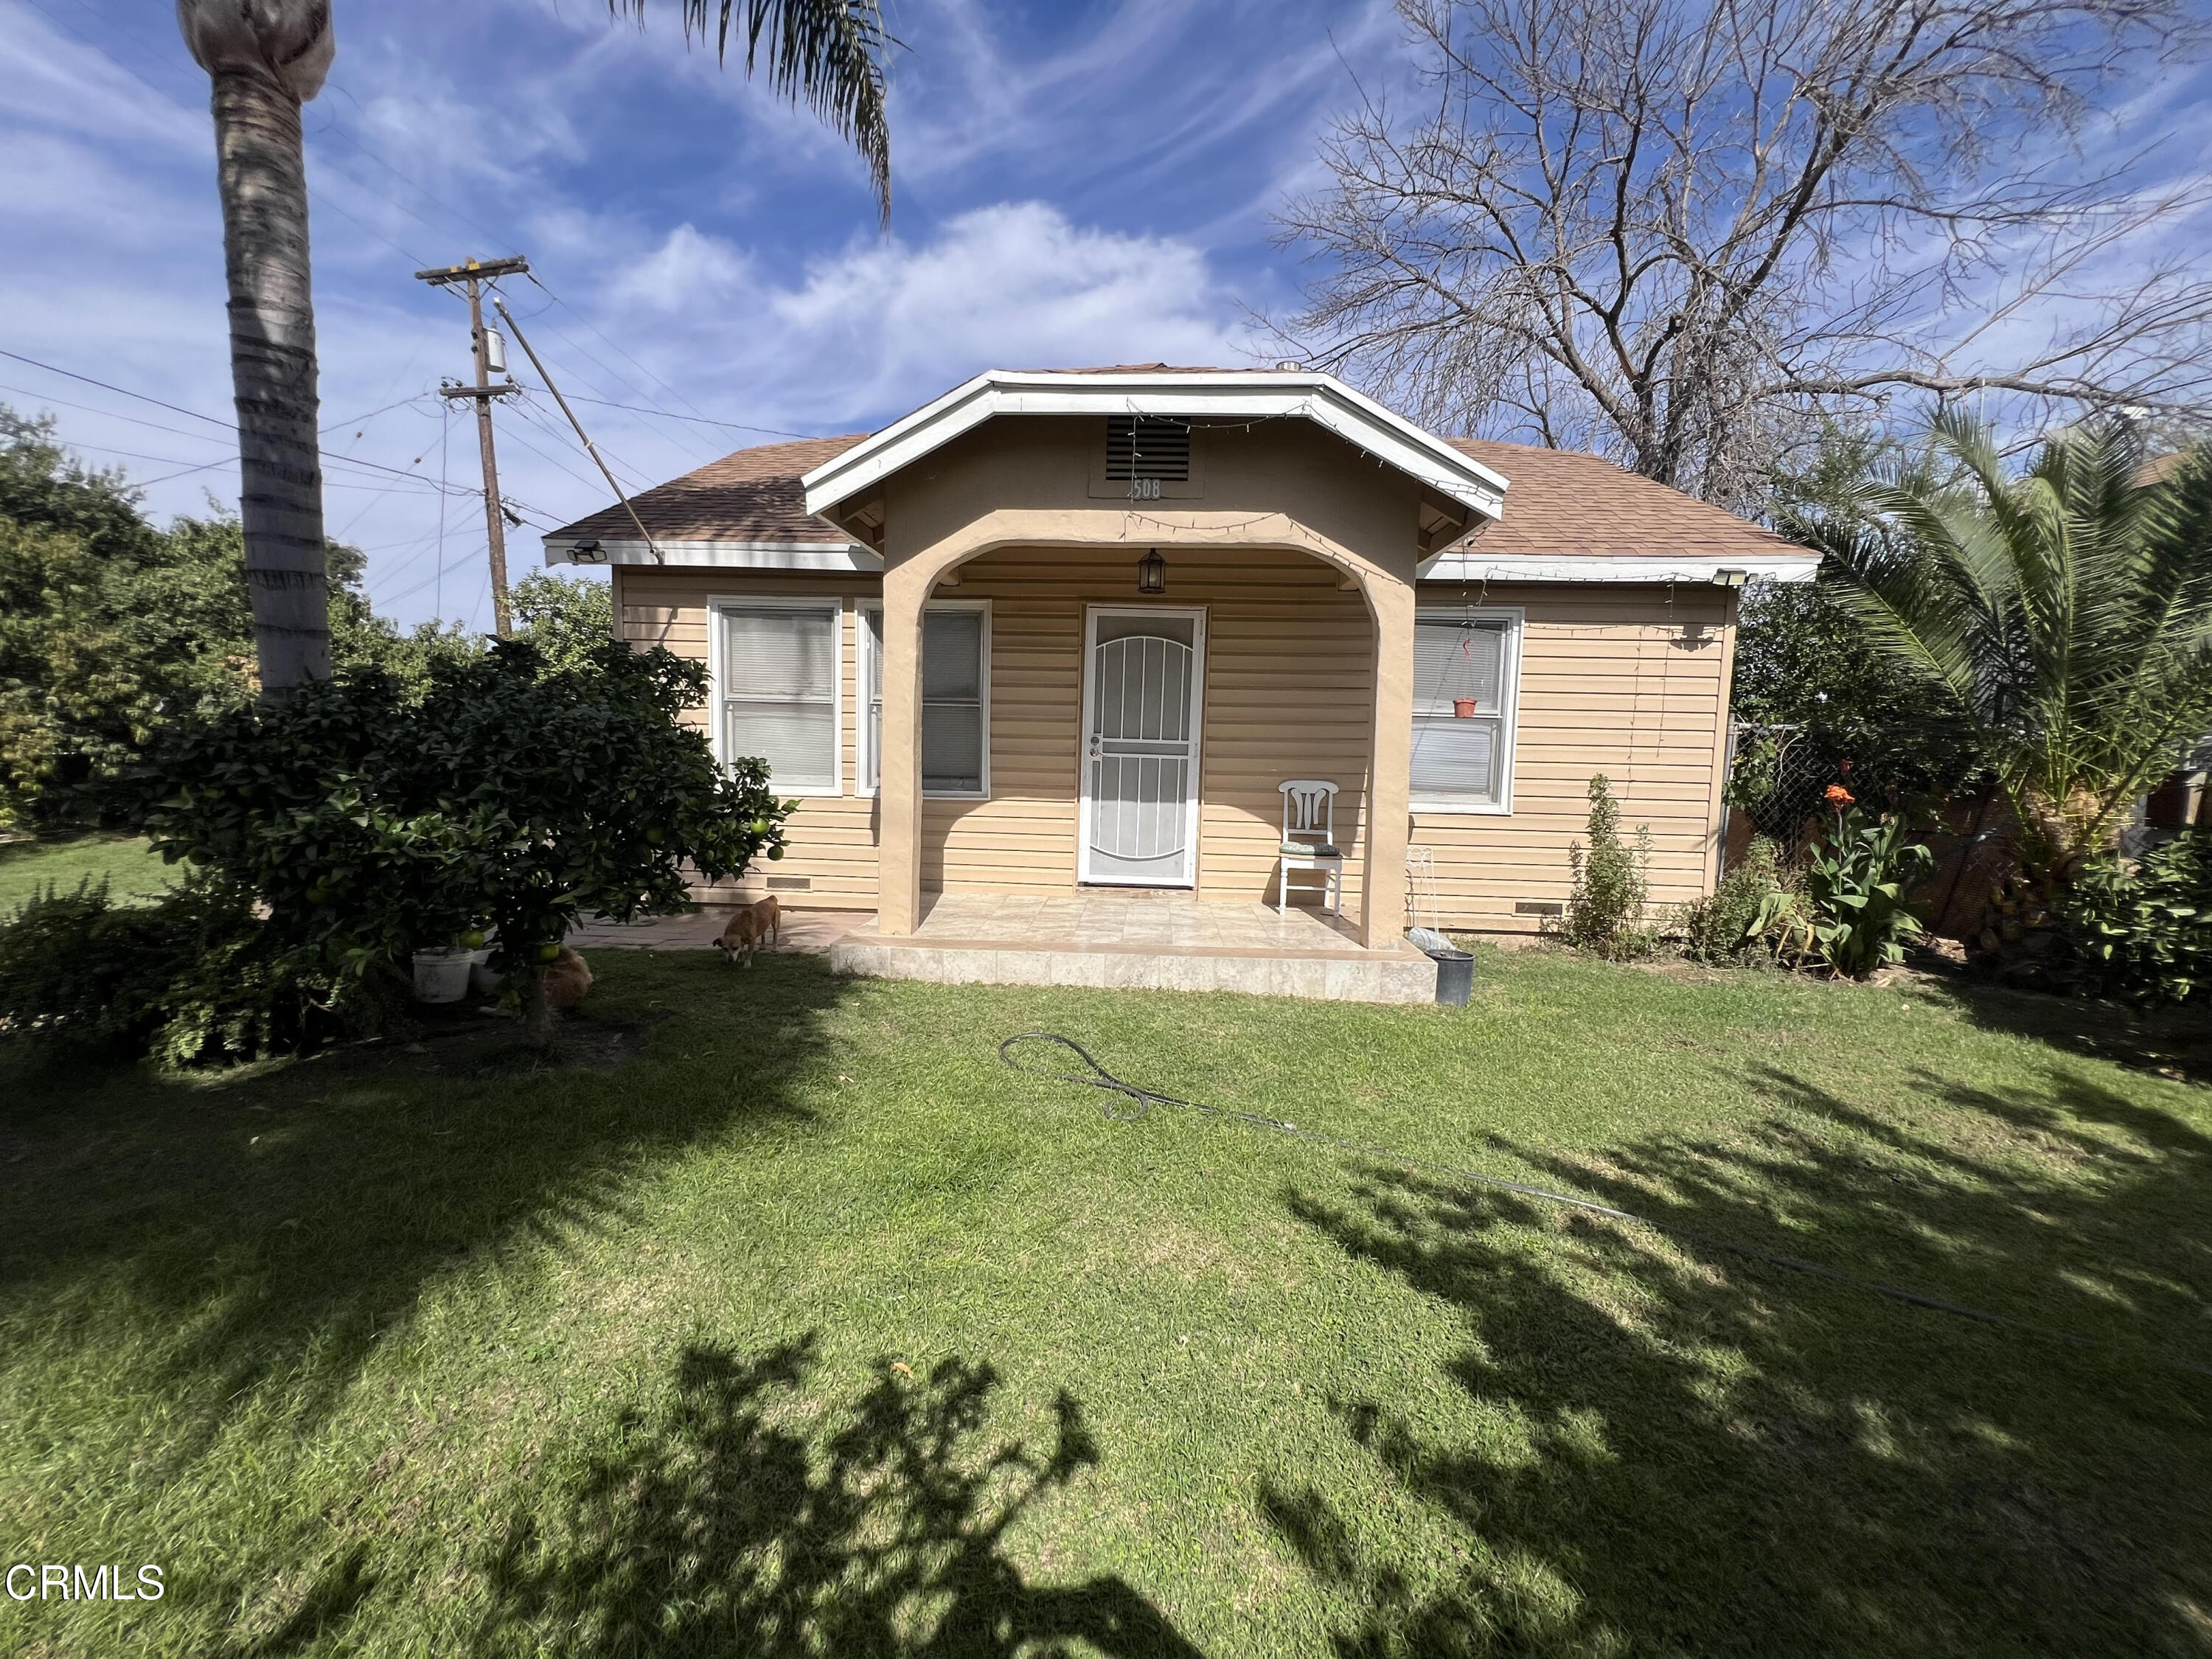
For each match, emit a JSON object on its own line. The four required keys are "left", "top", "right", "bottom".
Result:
{"left": 544, "top": 366, "right": 1815, "bottom": 995}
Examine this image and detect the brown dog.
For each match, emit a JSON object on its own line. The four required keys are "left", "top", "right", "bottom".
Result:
{"left": 715, "top": 897, "right": 780, "bottom": 967}
{"left": 541, "top": 946, "right": 593, "bottom": 1009}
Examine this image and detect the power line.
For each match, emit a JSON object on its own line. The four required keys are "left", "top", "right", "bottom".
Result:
{"left": 0, "top": 379, "right": 236, "bottom": 448}
{"left": 513, "top": 394, "right": 658, "bottom": 494}
{"left": 24, "top": 5, "right": 769, "bottom": 465}
{"left": 322, "top": 394, "right": 437, "bottom": 436}
{"left": 481, "top": 290, "right": 724, "bottom": 468}
{"left": 554, "top": 391, "right": 812, "bottom": 440}
{"left": 0, "top": 347, "right": 232, "bottom": 431}
{"left": 525, "top": 271, "right": 723, "bottom": 427}
{"left": 494, "top": 297, "right": 664, "bottom": 562}
{"left": 309, "top": 109, "right": 520, "bottom": 257}
{"left": 0, "top": 347, "right": 519, "bottom": 501}
{"left": 435, "top": 400, "right": 451, "bottom": 621}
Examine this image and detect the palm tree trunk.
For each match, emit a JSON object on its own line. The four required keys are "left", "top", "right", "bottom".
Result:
{"left": 209, "top": 68, "right": 329, "bottom": 698}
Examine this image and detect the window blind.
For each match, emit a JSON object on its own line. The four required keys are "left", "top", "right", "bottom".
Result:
{"left": 1411, "top": 615, "right": 1514, "bottom": 806}
{"left": 720, "top": 605, "right": 838, "bottom": 791}
{"left": 861, "top": 607, "right": 987, "bottom": 796}
{"left": 1413, "top": 619, "right": 1504, "bottom": 712}
{"left": 1411, "top": 716, "right": 1499, "bottom": 798}
{"left": 922, "top": 610, "right": 984, "bottom": 793}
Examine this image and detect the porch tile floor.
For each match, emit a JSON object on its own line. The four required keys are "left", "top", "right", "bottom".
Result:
{"left": 831, "top": 890, "right": 1436, "bottom": 1005}
{"left": 905, "top": 890, "right": 1367, "bottom": 951}
{"left": 566, "top": 906, "right": 852, "bottom": 955}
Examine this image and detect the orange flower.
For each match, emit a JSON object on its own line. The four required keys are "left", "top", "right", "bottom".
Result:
{"left": 1824, "top": 784, "right": 1855, "bottom": 806}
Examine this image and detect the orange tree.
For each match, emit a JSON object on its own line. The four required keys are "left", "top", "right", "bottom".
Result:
{"left": 142, "top": 639, "right": 790, "bottom": 1037}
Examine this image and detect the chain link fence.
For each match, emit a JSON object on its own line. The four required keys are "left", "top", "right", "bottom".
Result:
{"left": 1721, "top": 723, "right": 1837, "bottom": 863}
{"left": 1720, "top": 722, "right": 2004, "bottom": 940}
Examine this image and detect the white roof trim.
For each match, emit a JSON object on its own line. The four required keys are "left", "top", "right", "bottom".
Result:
{"left": 545, "top": 538, "right": 882, "bottom": 571}
{"left": 801, "top": 369, "right": 1511, "bottom": 521}
{"left": 1418, "top": 552, "right": 1818, "bottom": 584}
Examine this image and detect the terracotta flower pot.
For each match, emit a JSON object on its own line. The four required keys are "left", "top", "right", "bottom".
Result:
{"left": 1453, "top": 698, "right": 1477, "bottom": 718}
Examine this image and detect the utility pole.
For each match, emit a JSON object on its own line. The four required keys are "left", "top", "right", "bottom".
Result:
{"left": 414, "top": 255, "right": 529, "bottom": 635}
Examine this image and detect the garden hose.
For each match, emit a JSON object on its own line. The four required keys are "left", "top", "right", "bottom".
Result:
{"left": 997, "top": 1032, "right": 2212, "bottom": 1382}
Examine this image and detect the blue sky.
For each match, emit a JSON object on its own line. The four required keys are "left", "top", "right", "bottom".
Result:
{"left": 0, "top": 0, "right": 1411, "bottom": 631}
{"left": 1, "top": 0, "right": 2207, "bottom": 633}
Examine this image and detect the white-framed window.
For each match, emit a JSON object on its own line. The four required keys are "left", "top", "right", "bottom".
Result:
{"left": 712, "top": 597, "right": 842, "bottom": 795}
{"left": 860, "top": 601, "right": 990, "bottom": 799}
{"left": 1411, "top": 608, "right": 1523, "bottom": 813}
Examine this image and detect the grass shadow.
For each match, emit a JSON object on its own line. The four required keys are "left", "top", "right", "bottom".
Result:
{"left": 473, "top": 1335, "right": 1204, "bottom": 1658}
{"left": 1272, "top": 1062, "right": 2212, "bottom": 1655}
{"left": 1912, "top": 967, "right": 2212, "bottom": 1086}
{"left": 0, "top": 953, "right": 852, "bottom": 1457}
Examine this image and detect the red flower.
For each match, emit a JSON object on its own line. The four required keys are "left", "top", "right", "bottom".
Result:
{"left": 1824, "top": 785, "right": 1855, "bottom": 806}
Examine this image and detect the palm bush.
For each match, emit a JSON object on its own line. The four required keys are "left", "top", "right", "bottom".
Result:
{"left": 1788, "top": 415, "right": 2212, "bottom": 894}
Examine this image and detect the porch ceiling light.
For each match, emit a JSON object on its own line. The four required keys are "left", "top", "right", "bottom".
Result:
{"left": 1137, "top": 547, "right": 1167, "bottom": 595}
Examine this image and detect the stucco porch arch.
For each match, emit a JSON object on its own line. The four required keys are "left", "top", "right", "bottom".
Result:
{"left": 875, "top": 507, "right": 1415, "bottom": 946}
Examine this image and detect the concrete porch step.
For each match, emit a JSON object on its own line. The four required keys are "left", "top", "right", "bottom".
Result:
{"left": 829, "top": 925, "right": 1436, "bottom": 1004}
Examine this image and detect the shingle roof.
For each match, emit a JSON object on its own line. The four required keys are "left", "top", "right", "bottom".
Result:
{"left": 548, "top": 434, "right": 869, "bottom": 546}
{"left": 1443, "top": 439, "right": 1791, "bottom": 558}
{"left": 543, "top": 424, "right": 1789, "bottom": 562}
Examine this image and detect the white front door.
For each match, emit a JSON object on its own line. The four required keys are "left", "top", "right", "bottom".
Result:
{"left": 1079, "top": 606, "right": 1206, "bottom": 886}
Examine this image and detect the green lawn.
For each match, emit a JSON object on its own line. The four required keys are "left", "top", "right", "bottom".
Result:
{"left": 0, "top": 835, "right": 174, "bottom": 914}
{"left": 1, "top": 947, "right": 2207, "bottom": 1657}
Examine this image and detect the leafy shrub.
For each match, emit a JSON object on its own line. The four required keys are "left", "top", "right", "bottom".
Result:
{"left": 0, "top": 407, "right": 476, "bottom": 835}
{"left": 0, "top": 878, "right": 178, "bottom": 1051}
{"left": 0, "top": 876, "right": 383, "bottom": 1065}
{"left": 1675, "top": 839, "right": 1790, "bottom": 963}
{"left": 2058, "top": 832, "right": 2211, "bottom": 1006}
{"left": 512, "top": 571, "right": 613, "bottom": 671}
{"left": 1754, "top": 805, "right": 1933, "bottom": 978}
{"left": 1553, "top": 775, "right": 1657, "bottom": 959}
{"left": 141, "top": 638, "right": 791, "bottom": 1038}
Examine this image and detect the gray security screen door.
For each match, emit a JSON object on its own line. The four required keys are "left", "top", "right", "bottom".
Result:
{"left": 1079, "top": 608, "right": 1206, "bottom": 886}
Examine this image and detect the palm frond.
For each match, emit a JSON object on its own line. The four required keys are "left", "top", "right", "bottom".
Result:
{"left": 613, "top": 0, "right": 895, "bottom": 223}
{"left": 1801, "top": 414, "right": 2212, "bottom": 872}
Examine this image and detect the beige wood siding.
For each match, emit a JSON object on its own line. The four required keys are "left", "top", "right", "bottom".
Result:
{"left": 613, "top": 566, "right": 884, "bottom": 909}
{"left": 613, "top": 566, "right": 1731, "bottom": 931}
{"left": 926, "top": 546, "right": 1373, "bottom": 911}
{"left": 1412, "top": 582, "right": 1731, "bottom": 933}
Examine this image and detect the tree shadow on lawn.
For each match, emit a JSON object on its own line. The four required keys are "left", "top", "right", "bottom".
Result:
{"left": 471, "top": 1335, "right": 1204, "bottom": 1658}
{"left": 1271, "top": 1065, "right": 2212, "bottom": 1656}
{"left": 0, "top": 953, "right": 852, "bottom": 1457}
{"left": 1915, "top": 970, "right": 2212, "bottom": 1087}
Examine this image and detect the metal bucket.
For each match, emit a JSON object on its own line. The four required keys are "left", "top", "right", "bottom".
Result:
{"left": 1430, "top": 948, "right": 1474, "bottom": 1006}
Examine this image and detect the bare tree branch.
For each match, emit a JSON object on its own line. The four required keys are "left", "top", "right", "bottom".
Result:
{"left": 1270, "top": 0, "right": 2212, "bottom": 508}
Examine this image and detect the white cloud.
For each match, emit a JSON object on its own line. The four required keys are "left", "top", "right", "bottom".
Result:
{"left": 604, "top": 202, "right": 1248, "bottom": 423}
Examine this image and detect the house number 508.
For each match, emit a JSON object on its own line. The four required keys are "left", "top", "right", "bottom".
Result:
{"left": 1127, "top": 478, "right": 1162, "bottom": 500}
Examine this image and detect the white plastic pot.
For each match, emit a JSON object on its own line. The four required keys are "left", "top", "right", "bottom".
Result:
{"left": 411, "top": 947, "right": 473, "bottom": 1004}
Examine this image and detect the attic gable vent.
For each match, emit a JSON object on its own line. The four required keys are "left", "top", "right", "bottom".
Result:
{"left": 1105, "top": 417, "right": 1191, "bottom": 482}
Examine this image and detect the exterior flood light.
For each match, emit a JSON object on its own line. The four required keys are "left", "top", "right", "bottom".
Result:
{"left": 1711, "top": 566, "right": 1749, "bottom": 587}
{"left": 569, "top": 538, "right": 605, "bottom": 563}
{"left": 1137, "top": 548, "right": 1167, "bottom": 594}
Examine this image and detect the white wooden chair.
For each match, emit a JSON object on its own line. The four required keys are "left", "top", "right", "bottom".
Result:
{"left": 1277, "top": 779, "right": 1343, "bottom": 915}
